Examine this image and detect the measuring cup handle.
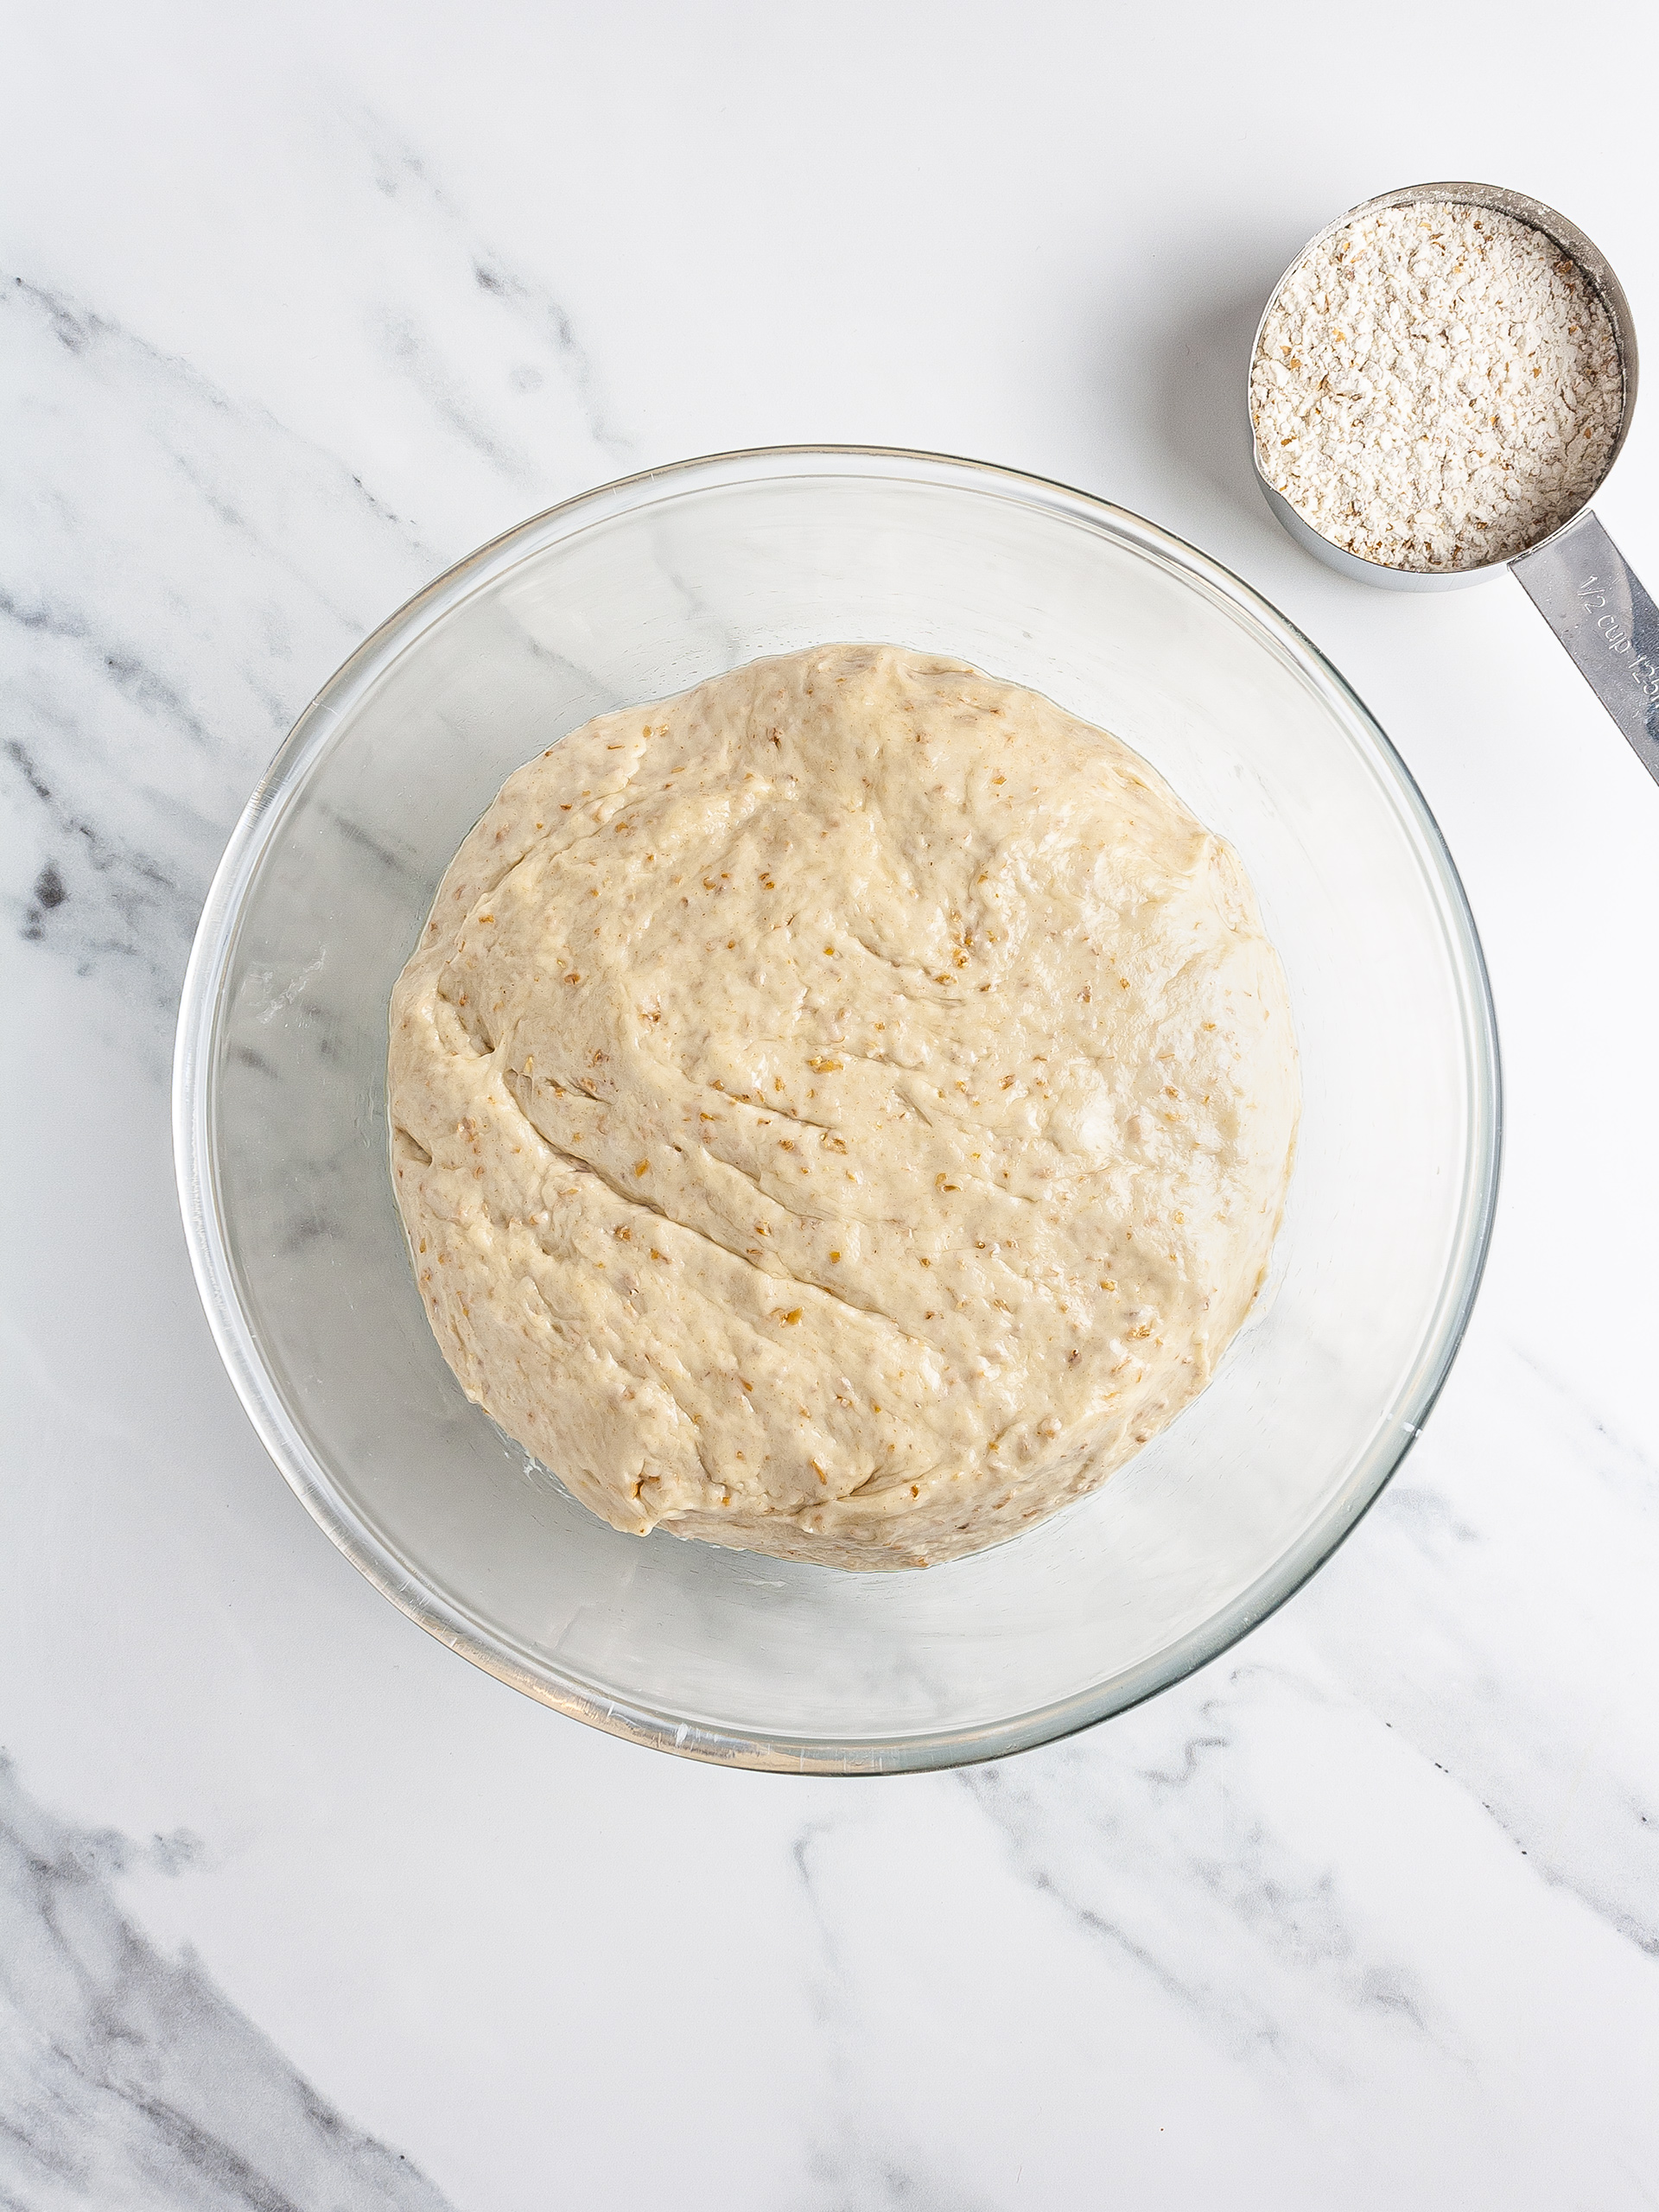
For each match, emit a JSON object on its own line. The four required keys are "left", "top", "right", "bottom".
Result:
{"left": 1511, "top": 512, "right": 1659, "bottom": 786}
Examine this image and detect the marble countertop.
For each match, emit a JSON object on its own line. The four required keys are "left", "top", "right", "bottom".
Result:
{"left": 5, "top": 5, "right": 1657, "bottom": 2205}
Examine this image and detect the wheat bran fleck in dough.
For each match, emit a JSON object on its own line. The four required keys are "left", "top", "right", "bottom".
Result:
{"left": 388, "top": 644, "right": 1300, "bottom": 1569}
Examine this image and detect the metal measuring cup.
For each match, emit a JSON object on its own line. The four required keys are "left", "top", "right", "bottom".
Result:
{"left": 1250, "top": 181, "right": 1659, "bottom": 787}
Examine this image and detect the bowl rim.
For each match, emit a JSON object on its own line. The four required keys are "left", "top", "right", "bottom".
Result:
{"left": 172, "top": 442, "right": 1502, "bottom": 1775}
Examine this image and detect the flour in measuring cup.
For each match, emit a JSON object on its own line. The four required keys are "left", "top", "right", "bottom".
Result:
{"left": 1252, "top": 201, "right": 1622, "bottom": 572}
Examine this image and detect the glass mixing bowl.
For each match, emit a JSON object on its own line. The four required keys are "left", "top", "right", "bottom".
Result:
{"left": 175, "top": 448, "right": 1499, "bottom": 1773}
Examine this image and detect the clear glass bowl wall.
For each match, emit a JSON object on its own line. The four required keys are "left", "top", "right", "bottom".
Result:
{"left": 175, "top": 450, "right": 1499, "bottom": 1772}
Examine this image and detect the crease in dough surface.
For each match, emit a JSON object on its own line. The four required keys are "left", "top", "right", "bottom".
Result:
{"left": 388, "top": 643, "right": 1300, "bottom": 1569}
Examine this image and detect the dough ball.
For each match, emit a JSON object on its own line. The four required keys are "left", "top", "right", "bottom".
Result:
{"left": 389, "top": 644, "right": 1299, "bottom": 1569}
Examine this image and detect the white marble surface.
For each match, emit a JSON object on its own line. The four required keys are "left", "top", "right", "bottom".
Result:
{"left": 5, "top": 3, "right": 1658, "bottom": 2203}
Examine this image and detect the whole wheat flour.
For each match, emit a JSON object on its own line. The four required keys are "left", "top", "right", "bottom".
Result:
{"left": 388, "top": 645, "right": 1300, "bottom": 1570}
{"left": 1252, "top": 201, "right": 1621, "bottom": 572}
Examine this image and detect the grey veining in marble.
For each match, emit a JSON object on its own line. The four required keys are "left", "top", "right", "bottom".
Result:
{"left": 358, "top": 112, "right": 632, "bottom": 470}
{"left": 0, "top": 1759, "right": 456, "bottom": 2212}
{"left": 3, "top": 271, "right": 428, "bottom": 1038}
{"left": 3, "top": 110, "right": 627, "bottom": 1067}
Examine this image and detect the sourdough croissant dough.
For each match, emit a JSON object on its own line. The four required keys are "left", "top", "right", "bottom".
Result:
{"left": 389, "top": 645, "right": 1299, "bottom": 1570}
